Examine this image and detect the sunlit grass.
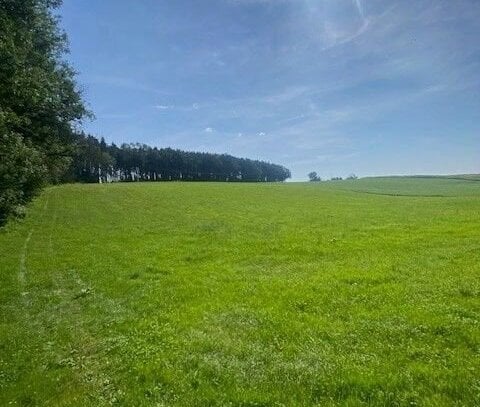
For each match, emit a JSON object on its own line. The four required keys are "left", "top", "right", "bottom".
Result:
{"left": 1, "top": 178, "right": 479, "bottom": 406}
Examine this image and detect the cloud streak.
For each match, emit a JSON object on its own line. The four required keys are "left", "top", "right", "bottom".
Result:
{"left": 353, "top": 0, "right": 365, "bottom": 19}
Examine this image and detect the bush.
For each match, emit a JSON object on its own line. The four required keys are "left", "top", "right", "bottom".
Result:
{"left": 0, "top": 130, "right": 46, "bottom": 225}
{"left": 308, "top": 172, "right": 321, "bottom": 182}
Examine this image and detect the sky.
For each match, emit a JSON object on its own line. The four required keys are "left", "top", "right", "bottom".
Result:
{"left": 60, "top": 0, "right": 480, "bottom": 180}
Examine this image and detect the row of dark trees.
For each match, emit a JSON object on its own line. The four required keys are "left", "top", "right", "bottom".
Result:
{"left": 65, "top": 134, "right": 291, "bottom": 183}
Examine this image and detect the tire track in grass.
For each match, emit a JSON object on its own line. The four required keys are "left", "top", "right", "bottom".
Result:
{"left": 15, "top": 189, "right": 125, "bottom": 404}
{"left": 18, "top": 230, "right": 33, "bottom": 285}
{"left": 18, "top": 191, "right": 50, "bottom": 286}
{"left": 48, "top": 191, "right": 58, "bottom": 257}
{"left": 11, "top": 192, "right": 50, "bottom": 405}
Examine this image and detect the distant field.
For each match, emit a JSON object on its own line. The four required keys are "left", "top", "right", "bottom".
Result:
{"left": 330, "top": 175, "right": 480, "bottom": 197}
{"left": 1, "top": 178, "right": 479, "bottom": 406}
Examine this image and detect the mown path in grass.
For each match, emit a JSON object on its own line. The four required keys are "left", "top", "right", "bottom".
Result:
{"left": 1, "top": 179, "right": 480, "bottom": 406}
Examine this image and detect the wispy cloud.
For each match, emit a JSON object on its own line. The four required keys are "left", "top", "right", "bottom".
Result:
{"left": 353, "top": 0, "right": 365, "bottom": 20}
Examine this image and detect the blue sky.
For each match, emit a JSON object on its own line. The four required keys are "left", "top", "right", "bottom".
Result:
{"left": 61, "top": 0, "right": 480, "bottom": 180}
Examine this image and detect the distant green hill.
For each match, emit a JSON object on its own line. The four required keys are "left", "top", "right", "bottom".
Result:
{"left": 323, "top": 175, "right": 480, "bottom": 197}
{"left": 365, "top": 174, "right": 480, "bottom": 181}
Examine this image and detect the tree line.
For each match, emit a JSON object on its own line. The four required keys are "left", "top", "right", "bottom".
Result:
{"left": 308, "top": 172, "right": 358, "bottom": 182}
{"left": 0, "top": 0, "right": 290, "bottom": 225}
{"left": 66, "top": 133, "right": 291, "bottom": 183}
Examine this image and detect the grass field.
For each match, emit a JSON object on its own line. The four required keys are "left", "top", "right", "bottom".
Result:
{"left": 1, "top": 178, "right": 480, "bottom": 406}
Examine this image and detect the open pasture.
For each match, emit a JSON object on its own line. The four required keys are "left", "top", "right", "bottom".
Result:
{"left": 1, "top": 178, "right": 479, "bottom": 406}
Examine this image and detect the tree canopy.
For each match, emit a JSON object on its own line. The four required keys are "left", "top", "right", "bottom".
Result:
{"left": 0, "top": 0, "right": 88, "bottom": 224}
{"left": 65, "top": 134, "right": 291, "bottom": 183}
{"left": 308, "top": 172, "right": 321, "bottom": 182}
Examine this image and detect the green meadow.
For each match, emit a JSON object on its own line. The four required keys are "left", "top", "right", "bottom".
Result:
{"left": 1, "top": 177, "right": 479, "bottom": 406}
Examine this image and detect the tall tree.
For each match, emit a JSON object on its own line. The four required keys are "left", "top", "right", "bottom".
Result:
{"left": 0, "top": 0, "right": 88, "bottom": 224}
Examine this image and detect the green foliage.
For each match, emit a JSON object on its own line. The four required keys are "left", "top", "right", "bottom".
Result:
{"left": 0, "top": 0, "right": 88, "bottom": 225}
{"left": 1, "top": 178, "right": 479, "bottom": 405}
{"left": 308, "top": 171, "right": 320, "bottom": 182}
{"left": 0, "top": 129, "right": 46, "bottom": 224}
{"left": 66, "top": 134, "right": 291, "bottom": 183}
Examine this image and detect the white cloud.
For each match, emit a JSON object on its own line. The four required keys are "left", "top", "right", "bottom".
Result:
{"left": 154, "top": 104, "right": 173, "bottom": 110}
{"left": 205, "top": 127, "right": 214, "bottom": 133}
{"left": 262, "top": 86, "right": 309, "bottom": 104}
{"left": 353, "top": 0, "right": 365, "bottom": 20}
